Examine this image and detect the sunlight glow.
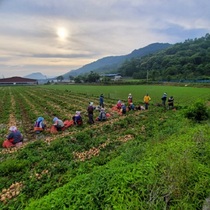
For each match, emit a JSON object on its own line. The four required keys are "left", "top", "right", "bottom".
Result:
{"left": 56, "top": 27, "right": 68, "bottom": 40}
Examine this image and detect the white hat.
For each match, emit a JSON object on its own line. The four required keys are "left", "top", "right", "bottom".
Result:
{"left": 76, "top": 111, "right": 81, "bottom": 115}
{"left": 9, "top": 126, "right": 17, "bottom": 131}
{"left": 90, "top": 102, "right": 93, "bottom": 106}
{"left": 129, "top": 93, "right": 131, "bottom": 95}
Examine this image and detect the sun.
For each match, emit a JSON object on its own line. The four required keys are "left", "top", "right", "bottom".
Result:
{"left": 57, "top": 27, "right": 68, "bottom": 40}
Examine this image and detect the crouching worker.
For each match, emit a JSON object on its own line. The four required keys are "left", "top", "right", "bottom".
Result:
{"left": 128, "top": 103, "right": 135, "bottom": 111}
{"left": 73, "top": 111, "right": 83, "bottom": 126}
{"left": 34, "top": 117, "right": 46, "bottom": 134}
{"left": 2, "top": 126, "right": 23, "bottom": 148}
{"left": 97, "top": 108, "right": 107, "bottom": 121}
{"left": 121, "top": 103, "right": 127, "bottom": 115}
{"left": 50, "top": 117, "right": 65, "bottom": 133}
{"left": 117, "top": 100, "right": 122, "bottom": 110}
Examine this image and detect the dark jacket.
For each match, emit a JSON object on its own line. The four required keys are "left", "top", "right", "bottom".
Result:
{"left": 87, "top": 105, "right": 94, "bottom": 114}
{"left": 168, "top": 97, "right": 174, "bottom": 105}
{"left": 162, "top": 96, "right": 167, "bottom": 101}
{"left": 99, "top": 96, "right": 104, "bottom": 104}
{"left": 73, "top": 115, "right": 82, "bottom": 124}
{"left": 34, "top": 120, "right": 45, "bottom": 129}
{"left": 7, "top": 131, "right": 23, "bottom": 144}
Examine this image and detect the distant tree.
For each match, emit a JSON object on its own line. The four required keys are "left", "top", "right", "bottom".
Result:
{"left": 69, "top": 75, "right": 74, "bottom": 81}
{"left": 74, "top": 76, "right": 83, "bottom": 83}
{"left": 87, "top": 71, "right": 100, "bottom": 83}
{"left": 151, "top": 70, "right": 159, "bottom": 81}
{"left": 101, "top": 76, "right": 111, "bottom": 84}
{"left": 133, "top": 71, "right": 146, "bottom": 79}
{"left": 57, "top": 75, "right": 64, "bottom": 82}
{"left": 166, "top": 75, "right": 171, "bottom": 82}
{"left": 69, "top": 75, "right": 74, "bottom": 82}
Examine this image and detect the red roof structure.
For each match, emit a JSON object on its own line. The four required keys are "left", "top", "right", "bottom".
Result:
{"left": 0, "top": 77, "right": 37, "bottom": 85}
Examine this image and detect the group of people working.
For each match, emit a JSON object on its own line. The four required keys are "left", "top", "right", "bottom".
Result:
{"left": 116, "top": 92, "right": 174, "bottom": 113}
{"left": 2, "top": 94, "right": 107, "bottom": 148}
{"left": 2, "top": 92, "right": 175, "bottom": 148}
{"left": 115, "top": 93, "right": 146, "bottom": 115}
{"left": 2, "top": 111, "right": 84, "bottom": 148}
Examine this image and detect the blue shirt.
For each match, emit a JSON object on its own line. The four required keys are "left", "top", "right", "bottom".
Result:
{"left": 7, "top": 130, "right": 23, "bottom": 143}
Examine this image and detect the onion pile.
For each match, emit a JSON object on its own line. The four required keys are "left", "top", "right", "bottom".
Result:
{"left": 0, "top": 182, "right": 23, "bottom": 204}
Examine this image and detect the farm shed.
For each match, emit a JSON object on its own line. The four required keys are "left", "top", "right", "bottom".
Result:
{"left": 0, "top": 77, "right": 38, "bottom": 85}
{"left": 101, "top": 73, "right": 122, "bottom": 80}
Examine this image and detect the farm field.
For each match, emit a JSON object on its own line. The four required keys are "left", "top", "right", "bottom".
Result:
{"left": 42, "top": 84, "right": 210, "bottom": 106}
{"left": 0, "top": 85, "right": 210, "bottom": 209}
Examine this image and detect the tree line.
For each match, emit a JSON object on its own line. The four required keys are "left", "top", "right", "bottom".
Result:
{"left": 118, "top": 33, "right": 210, "bottom": 81}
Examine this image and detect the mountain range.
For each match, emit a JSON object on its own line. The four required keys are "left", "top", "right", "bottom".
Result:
{"left": 62, "top": 43, "right": 171, "bottom": 79}
{"left": 25, "top": 43, "right": 171, "bottom": 80}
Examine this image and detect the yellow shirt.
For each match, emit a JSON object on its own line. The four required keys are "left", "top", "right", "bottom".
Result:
{"left": 144, "top": 95, "right": 151, "bottom": 103}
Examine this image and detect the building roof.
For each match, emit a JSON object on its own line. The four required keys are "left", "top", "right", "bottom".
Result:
{"left": 0, "top": 76, "right": 37, "bottom": 83}
{"left": 101, "top": 73, "right": 121, "bottom": 77}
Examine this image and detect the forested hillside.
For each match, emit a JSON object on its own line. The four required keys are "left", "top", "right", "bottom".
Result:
{"left": 118, "top": 33, "right": 210, "bottom": 81}
{"left": 63, "top": 43, "right": 170, "bottom": 78}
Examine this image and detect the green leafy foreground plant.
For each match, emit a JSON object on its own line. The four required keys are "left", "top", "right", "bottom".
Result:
{"left": 24, "top": 124, "right": 210, "bottom": 210}
{"left": 184, "top": 100, "right": 209, "bottom": 122}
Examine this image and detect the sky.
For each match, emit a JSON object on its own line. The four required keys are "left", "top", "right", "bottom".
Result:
{"left": 0, "top": 0, "right": 210, "bottom": 78}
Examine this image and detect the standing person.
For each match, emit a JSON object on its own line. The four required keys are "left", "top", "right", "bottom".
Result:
{"left": 87, "top": 102, "right": 95, "bottom": 124}
{"left": 161, "top": 93, "right": 167, "bottom": 107}
{"left": 34, "top": 117, "right": 46, "bottom": 133}
{"left": 128, "top": 93, "right": 133, "bottom": 104}
{"left": 99, "top": 94, "right": 104, "bottom": 108}
{"left": 168, "top": 96, "right": 174, "bottom": 109}
{"left": 2, "top": 126, "right": 23, "bottom": 148}
{"left": 53, "top": 117, "right": 64, "bottom": 131}
{"left": 143, "top": 93, "right": 151, "bottom": 110}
